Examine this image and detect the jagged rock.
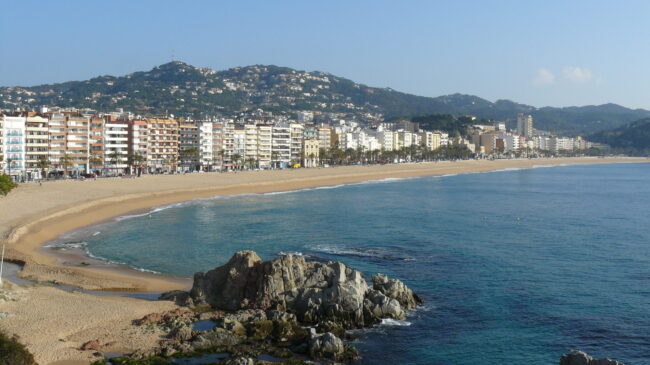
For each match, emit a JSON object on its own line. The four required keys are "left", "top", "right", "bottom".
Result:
{"left": 191, "top": 328, "right": 241, "bottom": 350}
{"left": 372, "top": 273, "right": 423, "bottom": 310}
{"left": 364, "top": 289, "right": 404, "bottom": 320}
{"left": 189, "top": 251, "right": 422, "bottom": 329}
{"left": 309, "top": 332, "right": 345, "bottom": 360}
{"left": 169, "top": 324, "right": 193, "bottom": 341}
{"left": 159, "top": 290, "right": 194, "bottom": 306}
{"left": 559, "top": 350, "right": 625, "bottom": 365}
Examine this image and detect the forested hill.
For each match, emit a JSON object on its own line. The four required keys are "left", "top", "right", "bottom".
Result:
{"left": 2, "top": 61, "right": 649, "bottom": 136}
{"left": 590, "top": 118, "right": 650, "bottom": 153}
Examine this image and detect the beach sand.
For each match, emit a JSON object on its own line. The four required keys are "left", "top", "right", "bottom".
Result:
{"left": 0, "top": 157, "right": 647, "bottom": 364}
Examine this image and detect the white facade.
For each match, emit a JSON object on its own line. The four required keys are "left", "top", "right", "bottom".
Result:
{"left": 517, "top": 113, "right": 534, "bottom": 138}
{"left": 272, "top": 123, "right": 291, "bottom": 167}
{"left": 199, "top": 122, "right": 214, "bottom": 169}
{"left": 104, "top": 122, "right": 129, "bottom": 171}
{"left": 1, "top": 116, "right": 27, "bottom": 178}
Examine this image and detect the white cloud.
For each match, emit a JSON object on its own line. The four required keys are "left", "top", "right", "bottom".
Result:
{"left": 532, "top": 68, "right": 556, "bottom": 86}
{"left": 563, "top": 66, "right": 593, "bottom": 83}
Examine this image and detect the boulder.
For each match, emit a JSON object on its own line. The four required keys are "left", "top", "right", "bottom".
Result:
{"left": 309, "top": 332, "right": 345, "bottom": 360}
{"left": 169, "top": 324, "right": 193, "bottom": 341}
{"left": 559, "top": 350, "right": 625, "bottom": 365}
{"left": 372, "top": 273, "right": 423, "bottom": 310}
{"left": 189, "top": 251, "right": 422, "bottom": 329}
{"left": 191, "top": 328, "right": 242, "bottom": 350}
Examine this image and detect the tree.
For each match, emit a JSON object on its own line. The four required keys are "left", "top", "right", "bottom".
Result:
{"left": 271, "top": 151, "right": 279, "bottom": 168}
{"left": 231, "top": 153, "right": 241, "bottom": 170}
{"left": 37, "top": 156, "right": 50, "bottom": 180}
{"left": 60, "top": 154, "right": 73, "bottom": 178}
{"left": 89, "top": 154, "right": 103, "bottom": 172}
{"left": 108, "top": 150, "right": 121, "bottom": 175}
{"left": 0, "top": 329, "right": 37, "bottom": 364}
{"left": 180, "top": 147, "right": 199, "bottom": 171}
{"left": 0, "top": 174, "right": 18, "bottom": 196}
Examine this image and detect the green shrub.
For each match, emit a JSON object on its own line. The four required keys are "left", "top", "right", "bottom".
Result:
{"left": 0, "top": 330, "right": 37, "bottom": 365}
{"left": 0, "top": 174, "right": 18, "bottom": 196}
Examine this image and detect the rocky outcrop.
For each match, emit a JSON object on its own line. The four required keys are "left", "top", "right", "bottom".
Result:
{"left": 560, "top": 350, "right": 625, "bottom": 365}
{"left": 143, "top": 251, "right": 423, "bottom": 363}
{"left": 188, "top": 250, "right": 423, "bottom": 329}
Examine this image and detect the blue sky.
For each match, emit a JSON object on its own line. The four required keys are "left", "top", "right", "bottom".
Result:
{"left": 2, "top": 1, "right": 648, "bottom": 109}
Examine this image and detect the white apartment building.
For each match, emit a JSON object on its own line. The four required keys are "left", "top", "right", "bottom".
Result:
{"left": 231, "top": 127, "right": 245, "bottom": 167}
{"left": 397, "top": 131, "right": 413, "bottom": 150}
{"left": 104, "top": 121, "right": 129, "bottom": 173}
{"left": 290, "top": 123, "right": 304, "bottom": 163}
{"left": 318, "top": 127, "right": 331, "bottom": 150}
{"left": 272, "top": 122, "right": 291, "bottom": 167}
{"left": 1, "top": 116, "right": 26, "bottom": 179}
{"left": 377, "top": 130, "right": 395, "bottom": 151}
{"left": 257, "top": 125, "right": 272, "bottom": 169}
{"left": 550, "top": 136, "right": 574, "bottom": 153}
{"left": 199, "top": 121, "right": 214, "bottom": 170}
{"left": 517, "top": 113, "right": 534, "bottom": 138}
{"left": 417, "top": 131, "right": 442, "bottom": 151}
{"left": 25, "top": 115, "right": 49, "bottom": 179}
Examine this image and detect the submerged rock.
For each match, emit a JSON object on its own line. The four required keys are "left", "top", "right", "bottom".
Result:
{"left": 189, "top": 250, "right": 423, "bottom": 329}
{"left": 559, "top": 350, "right": 625, "bottom": 365}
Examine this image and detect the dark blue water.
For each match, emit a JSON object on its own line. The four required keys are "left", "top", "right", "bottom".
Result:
{"left": 60, "top": 163, "right": 650, "bottom": 364}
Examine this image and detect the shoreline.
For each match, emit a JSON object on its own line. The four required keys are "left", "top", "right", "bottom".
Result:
{"left": 3, "top": 157, "right": 648, "bottom": 292}
{"left": 1, "top": 156, "right": 648, "bottom": 365}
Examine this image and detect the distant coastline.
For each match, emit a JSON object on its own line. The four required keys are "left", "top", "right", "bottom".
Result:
{"left": 2, "top": 157, "right": 648, "bottom": 292}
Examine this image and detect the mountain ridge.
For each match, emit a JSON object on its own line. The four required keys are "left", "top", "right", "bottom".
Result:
{"left": 2, "top": 61, "right": 649, "bottom": 136}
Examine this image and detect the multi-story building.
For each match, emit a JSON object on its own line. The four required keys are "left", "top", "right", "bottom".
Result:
{"left": 550, "top": 136, "right": 574, "bottom": 153}
{"left": 104, "top": 121, "right": 129, "bottom": 174}
{"left": 127, "top": 119, "right": 148, "bottom": 173}
{"left": 317, "top": 126, "right": 332, "bottom": 150}
{"left": 377, "top": 130, "right": 395, "bottom": 151}
{"left": 179, "top": 121, "right": 200, "bottom": 171}
{"left": 198, "top": 121, "right": 214, "bottom": 170}
{"left": 89, "top": 116, "right": 105, "bottom": 172}
{"left": 47, "top": 113, "right": 90, "bottom": 176}
{"left": 417, "top": 131, "right": 442, "bottom": 151}
{"left": 290, "top": 123, "right": 304, "bottom": 163}
{"left": 517, "top": 113, "right": 534, "bottom": 138}
{"left": 25, "top": 114, "right": 49, "bottom": 179}
{"left": 272, "top": 122, "right": 291, "bottom": 168}
{"left": 232, "top": 126, "right": 246, "bottom": 168}
{"left": 397, "top": 131, "right": 413, "bottom": 150}
{"left": 257, "top": 125, "right": 272, "bottom": 169}
{"left": 212, "top": 119, "right": 234, "bottom": 170}
{"left": 243, "top": 124, "right": 258, "bottom": 167}
{"left": 147, "top": 118, "right": 179, "bottom": 172}
{"left": 302, "top": 139, "right": 319, "bottom": 168}
{"left": 1, "top": 116, "right": 26, "bottom": 180}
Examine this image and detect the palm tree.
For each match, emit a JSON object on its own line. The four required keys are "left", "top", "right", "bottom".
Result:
{"left": 60, "top": 154, "right": 73, "bottom": 178}
{"left": 37, "top": 156, "right": 50, "bottom": 180}
{"left": 271, "top": 151, "right": 279, "bottom": 169}
{"left": 89, "top": 154, "right": 103, "bottom": 170}
{"left": 180, "top": 147, "right": 199, "bottom": 171}
{"left": 108, "top": 150, "right": 121, "bottom": 175}
{"left": 231, "top": 153, "right": 241, "bottom": 170}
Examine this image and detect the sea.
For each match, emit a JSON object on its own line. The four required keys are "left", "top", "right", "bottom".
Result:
{"left": 47, "top": 163, "right": 650, "bottom": 364}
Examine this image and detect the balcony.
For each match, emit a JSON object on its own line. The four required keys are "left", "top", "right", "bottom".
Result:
{"left": 6, "top": 132, "right": 23, "bottom": 136}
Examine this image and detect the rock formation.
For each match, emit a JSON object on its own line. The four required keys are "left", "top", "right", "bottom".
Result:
{"left": 559, "top": 350, "right": 625, "bottom": 365}
{"left": 189, "top": 250, "right": 423, "bottom": 329}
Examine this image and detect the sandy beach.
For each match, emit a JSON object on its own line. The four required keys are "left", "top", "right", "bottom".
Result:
{"left": 0, "top": 156, "right": 647, "bottom": 364}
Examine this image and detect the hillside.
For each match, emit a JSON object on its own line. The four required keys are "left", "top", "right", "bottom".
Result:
{"left": 2, "top": 61, "right": 649, "bottom": 135}
{"left": 590, "top": 118, "right": 650, "bottom": 153}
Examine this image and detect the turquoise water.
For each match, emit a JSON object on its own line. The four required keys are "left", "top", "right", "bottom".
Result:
{"left": 59, "top": 163, "right": 650, "bottom": 364}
